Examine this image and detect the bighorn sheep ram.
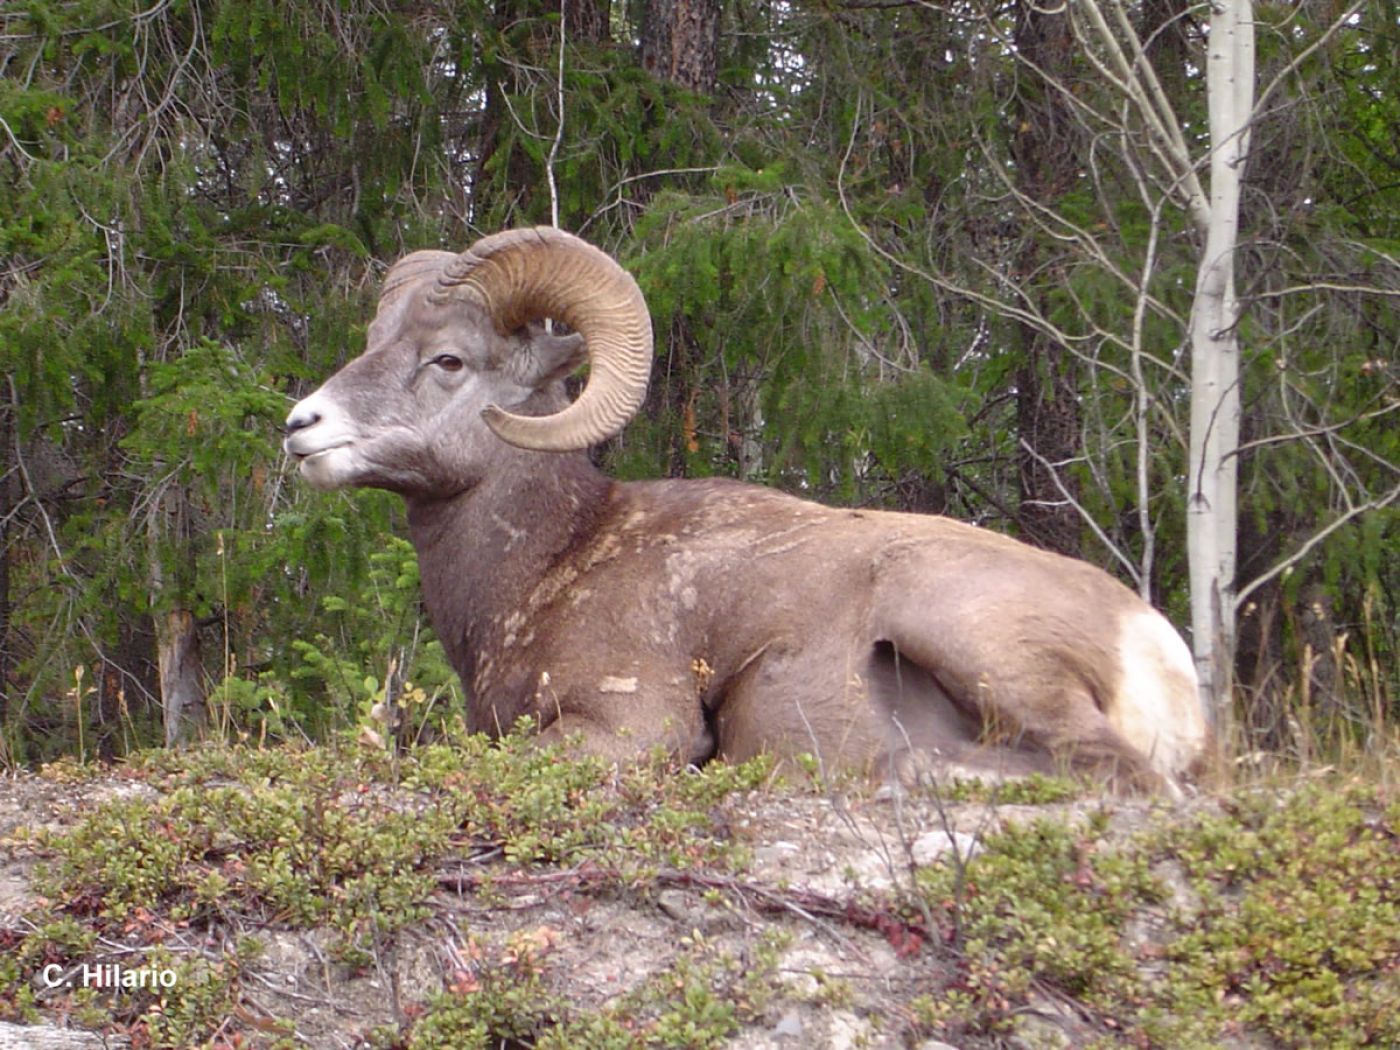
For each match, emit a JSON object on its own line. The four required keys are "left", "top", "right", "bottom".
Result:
{"left": 285, "top": 227, "right": 1208, "bottom": 793}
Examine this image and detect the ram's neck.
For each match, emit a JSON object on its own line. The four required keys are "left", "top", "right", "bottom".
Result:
{"left": 404, "top": 449, "right": 612, "bottom": 681}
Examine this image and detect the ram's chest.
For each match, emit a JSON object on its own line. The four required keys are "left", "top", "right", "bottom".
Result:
{"left": 467, "top": 547, "right": 715, "bottom": 701}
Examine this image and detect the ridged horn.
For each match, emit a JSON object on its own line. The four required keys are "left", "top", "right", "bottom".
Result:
{"left": 432, "top": 227, "right": 653, "bottom": 451}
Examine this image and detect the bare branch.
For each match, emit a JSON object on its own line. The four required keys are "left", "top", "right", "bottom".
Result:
{"left": 1068, "top": 0, "right": 1207, "bottom": 227}
{"left": 1252, "top": 0, "right": 1367, "bottom": 124}
{"left": 0, "top": 114, "right": 38, "bottom": 163}
{"left": 1019, "top": 438, "right": 1143, "bottom": 586}
{"left": 1250, "top": 282, "right": 1400, "bottom": 301}
{"left": 1227, "top": 398, "right": 1400, "bottom": 460}
{"left": 1235, "top": 481, "right": 1400, "bottom": 613}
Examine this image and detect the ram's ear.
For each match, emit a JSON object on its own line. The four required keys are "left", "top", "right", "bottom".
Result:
{"left": 508, "top": 322, "right": 587, "bottom": 388}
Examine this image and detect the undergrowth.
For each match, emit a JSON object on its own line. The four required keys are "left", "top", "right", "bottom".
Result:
{"left": 911, "top": 780, "right": 1400, "bottom": 1047}
{"left": 1, "top": 729, "right": 773, "bottom": 1048}
{"left": 1, "top": 734, "right": 1398, "bottom": 1049}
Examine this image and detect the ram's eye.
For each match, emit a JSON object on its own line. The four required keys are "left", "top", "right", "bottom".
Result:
{"left": 431, "top": 353, "right": 464, "bottom": 372}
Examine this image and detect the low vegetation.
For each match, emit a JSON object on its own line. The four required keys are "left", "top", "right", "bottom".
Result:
{"left": 1, "top": 734, "right": 1398, "bottom": 1048}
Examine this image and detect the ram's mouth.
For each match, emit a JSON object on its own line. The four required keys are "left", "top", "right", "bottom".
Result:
{"left": 289, "top": 442, "right": 360, "bottom": 491}
{"left": 285, "top": 439, "right": 352, "bottom": 462}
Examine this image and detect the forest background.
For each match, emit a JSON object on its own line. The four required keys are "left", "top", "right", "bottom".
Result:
{"left": 0, "top": 0, "right": 1396, "bottom": 769}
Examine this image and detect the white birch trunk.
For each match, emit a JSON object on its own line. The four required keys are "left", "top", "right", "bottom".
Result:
{"left": 1187, "top": 0, "right": 1254, "bottom": 731}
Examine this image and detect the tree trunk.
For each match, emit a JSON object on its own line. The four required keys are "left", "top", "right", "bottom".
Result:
{"left": 637, "top": 0, "right": 722, "bottom": 476}
{"left": 147, "top": 484, "right": 206, "bottom": 746}
{"left": 1187, "top": 0, "right": 1253, "bottom": 732}
{"left": 565, "top": 0, "right": 609, "bottom": 42}
{"left": 1011, "top": 0, "right": 1083, "bottom": 558}
{"left": 156, "top": 607, "right": 204, "bottom": 747}
{"left": 640, "top": 0, "right": 720, "bottom": 94}
{"left": 0, "top": 396, "right": 13, "bottom": 729}
{"left": 0, "top": 418, "right": 12, "bottom": 732}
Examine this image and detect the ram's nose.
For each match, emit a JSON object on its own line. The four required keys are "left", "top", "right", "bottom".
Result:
{"left": 284, "top": 403, "right": 322, "bottom": 436}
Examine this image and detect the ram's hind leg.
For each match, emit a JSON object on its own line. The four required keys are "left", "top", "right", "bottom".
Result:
{"left": 1018, "top": 698, "right": 1172, "bottom": 795}
{"left": 865, "top": 640, "right": 1055, "bottom": 785}
{"left": 875, "top": 634, "right": 1169, "bottom": 795}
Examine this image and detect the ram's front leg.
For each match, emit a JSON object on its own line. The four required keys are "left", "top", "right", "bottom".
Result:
{"left": 529, "top": 670, "right": 714, "bottom": 768}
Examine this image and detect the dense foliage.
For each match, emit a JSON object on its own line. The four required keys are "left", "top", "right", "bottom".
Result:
{"left": 1, "top": 0, "right": 1396, "bottom": 763}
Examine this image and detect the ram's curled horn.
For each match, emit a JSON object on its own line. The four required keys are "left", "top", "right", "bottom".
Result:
{"left": 432, "top": 226, "right": 654, "bottom": 451}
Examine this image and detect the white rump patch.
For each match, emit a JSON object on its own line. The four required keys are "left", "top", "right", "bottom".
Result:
{"left": 598, "top": 676, "right": 639, "bottom": 694}
{"left": 1112, "top": 610, "right": 1207, "bottom": 776}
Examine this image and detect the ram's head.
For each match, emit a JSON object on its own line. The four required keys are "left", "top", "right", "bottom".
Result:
{"left": 284, "top": 228, "right": 654, "bottom": 496}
